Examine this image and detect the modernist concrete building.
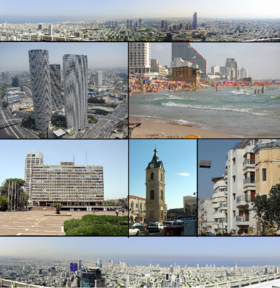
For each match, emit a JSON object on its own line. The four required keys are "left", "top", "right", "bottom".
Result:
{"left": 129, "top": 195, "right": 146, "bottom": 222}
{"left": 30, "top": 161, "right": 104, "bottom": 208}
{"left": 49, "top": 64, "right": 62, "bottom": 111}
{"left": 145, "top": 148, "right": 167, "bottom": 223}
{"left": 28, "top": 49, "right": 52, "bottom": 131}
{"left": 63, "top": 54, "right": 88, "bottom": 132}
{"left": 129, "top": 43, "right": 151, "bottom": 75}
{"left": 172, "top": 43, "right": 207, "bottom": 78}
{"left": 24, "top": 152, "right": 44, "bottom": 204}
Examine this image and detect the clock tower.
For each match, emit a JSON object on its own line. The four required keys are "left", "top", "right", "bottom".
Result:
{"left": 145, "top": 147, "right": 167, "bottom": 223}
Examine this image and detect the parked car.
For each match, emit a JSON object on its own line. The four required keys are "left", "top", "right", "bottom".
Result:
{"left": 129, "top": 228, "right": 140, "bottom": 236}
{"left": 129, "top": 222, "right": 136, "bottom": 228}
{"left": 173, "top": 220, "right": 184, "bottom": 232}
{"left": 163, "top": 221, "right": 175, "bottom": 227}
{"left": 147, "top": 222, "right": 164, "bottom": 233}
{"left": 130, "top": 223, "right": 146, "bottom": 231}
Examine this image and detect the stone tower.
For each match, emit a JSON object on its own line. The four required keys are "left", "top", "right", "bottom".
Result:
{"left": 145, "top": 148, "right": 167, "bottom": 223}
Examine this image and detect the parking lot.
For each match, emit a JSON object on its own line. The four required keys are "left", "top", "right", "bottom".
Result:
{"left": 0, "top": 210, "right": 128, "bottom": 236}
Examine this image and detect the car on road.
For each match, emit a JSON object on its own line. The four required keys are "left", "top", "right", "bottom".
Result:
{"left": 130, "top": 223, "right": 146, "bottom": 231}
{"left": 163, "top": 221, "right": 175, "bottom": 227}
{"left": 129, "top": 227, "right": 140, "bottom": 236}
{"left": 147, "top": 222, "right": 164, "bottom": 233}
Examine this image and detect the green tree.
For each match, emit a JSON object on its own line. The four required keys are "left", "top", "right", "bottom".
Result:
{"left": 2, "top": 101, "right": 8, "bottom": 108}
{"left": 251, "top": 184, "right": 280, "bottom": 233}
{"left": 51, "top": 203, "right": 62, "bottom": 214}
{"left": 0, "top": 196, "right": 11, "bottom": 211}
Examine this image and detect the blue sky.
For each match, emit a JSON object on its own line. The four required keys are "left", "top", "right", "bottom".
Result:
{"left": 0, "top": 43, "right": 127, "bottom": 72}
{"left": 1, "top": 237, "right": 280, "bottom": 267}
{"left": 1, "top": 0, "right": 279, "bottom": 20}
{"left": 129, "top": 140, "right": 197, "bottom": 209}
{"left": 0, "top": 140, "right": 128, "bottom": 200}
{"left": 198, "top": 139, "right": 241, "bottom": 200}
{"left": 151, "top": 43, "right": 280, "bottom": 80}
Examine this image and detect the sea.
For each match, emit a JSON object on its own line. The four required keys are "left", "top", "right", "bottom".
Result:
{"left": 129, "top": 87, "right": 280, "bottom": 137}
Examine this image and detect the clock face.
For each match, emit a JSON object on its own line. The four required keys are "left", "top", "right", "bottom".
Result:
{"left": 150, "top": 164, "right": 154, "bottom": 168}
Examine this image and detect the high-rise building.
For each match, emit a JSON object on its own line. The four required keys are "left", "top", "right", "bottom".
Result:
{"left": 30, "top": 162, "right": 104, "bottom": 207}
{"left": 172, "top": 43, "right": 207, "bottom": 78}
{"left": 63, "top": 54, "right": 88, "bottom": 132}
{"left": 161, "top": 20, "right": 164, "bottom": 29}
{"left": 129, "top": 43, "right": 151, "bottom": 74}
{"left": 115, "top": 20, "right": 117, "bottom": 27}
{"left": 2, "top": 72, "right": 5, "bottom": 81}
{"left": 239, "top": 67, "right": 248, "bottom": 80}
{"left": 95, "top": 71, "right": 102, "bottom": 88}
{"left": 49, "top": 24, "right": 52, "bottom": 35}
{"left": 164, "top": 20, "right": 168, "bottom": 31}
{"left": 211, "top": 65, "right": 220, "bottom": 74}
{"left": 6, "top": 71, "right": 10, "bottom": 82}
{"left": 225, "top": 58, "right": 239, "bottom": 80}
{"left": 28, "top": 49, "right": 52, "bottom": 131}
{"left": 79, "top": 268, "right": 105, "bottom": 287}
{"left": 145, "top": 148, "right": 167, "bottom": 223}
{"left": 24, "top": 152, "right": 44, "bottom": 204}
{"left": 79, "top": 260, "right": 82, "bottom": 270}
{"left": 193, "top": 12, "right": 197, "bottom": 29}
{"left": 51, "top": 267, "right": 56, "bottom": 276}
{"left": 220, "top": 66, "right": 226, "bottom": 75}
{"left": 126, "top": 19, "right": 129, "bottom": 29}
{"left": 139, "top": 19, "right": 142, "bottom": 29}
{"left": 49, "top": 64, "right": 62, "bottom": 111}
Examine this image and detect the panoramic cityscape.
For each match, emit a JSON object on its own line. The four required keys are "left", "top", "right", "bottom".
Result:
{"left": 1, "top": 0, "right": 280, "bottom": 42}
{"left": 1, "top": 237, "right": 280, "bottom": 287}
{"left": 0, "top": 43, "right": 128, "bottom": 139}
{"left": 129, "top": 43, "right": 280, "bottom": 138}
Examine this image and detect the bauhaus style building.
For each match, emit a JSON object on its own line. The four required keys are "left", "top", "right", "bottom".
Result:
{"left": 49, "top": 64, "right": 62, "bottom": 111}
{"left": 28, "top": 49, "right": 52, "bottom": 131}
{"left": 145, "top": 148, "right": 167, "bottom": 223}
{"left": 63, "top": 54, "right": 88, "bottom": 132}
{"left": 26, "top": 157, "right": 104, "bottom": 208}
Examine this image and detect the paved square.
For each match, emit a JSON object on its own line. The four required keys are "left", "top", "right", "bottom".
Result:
{"left": 0, "top": 210, "right": 128, "bottom": 236}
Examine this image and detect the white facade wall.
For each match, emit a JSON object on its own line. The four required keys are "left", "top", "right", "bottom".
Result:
{"left": 129, "top": 43, "right": 151, "bottom": 74}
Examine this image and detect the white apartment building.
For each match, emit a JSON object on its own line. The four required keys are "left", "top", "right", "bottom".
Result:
{"left": 240, "top": 67, "right": 248, "bottom": 79}
{"left": 95, "top": 71, "right": 103, "bottom": 88}
{"left": 200, "top": 198, "right": 214, "bottom": 235}
{"left": 129, "top": 43, "right": 151, "bottom": 75}
{"left": 211, "top": 65, "right": 220, "bottom": 74}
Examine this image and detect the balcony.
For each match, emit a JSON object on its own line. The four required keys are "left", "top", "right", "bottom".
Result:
{"left": 236, "top": 215, "right": 250, "bottom": 226}
{"left": 243, "top": 159, "right": 255, "bottom": 170}
{"left": 243, "top": 178, "right": 255, "bottom": 188}
{"left": 236, "top": 195, "right": 254, "bottom": 208}
{"left": 213, "top": 212, "right": 226, "bottom": 219}
{"left": 219, "top": 203, "right": 227, "bottom": 210}
{"left": 213, "top": 203, "right": 219, "bottom": 209}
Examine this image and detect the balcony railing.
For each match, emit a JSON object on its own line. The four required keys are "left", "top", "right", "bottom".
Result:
{"left": 243, "top": 159, "right": 255, "bottom": 166}
{"left": 236, "top": 195, "right": 255, "bottom": 203}
{"left": 236, "top": 215, "right": 250, "bottom": 222}
{"left": 243, "top": 178, "right": 255, "bottom": 185}
{"left": 219, "top": 203, "right": 227, "bottom": 208}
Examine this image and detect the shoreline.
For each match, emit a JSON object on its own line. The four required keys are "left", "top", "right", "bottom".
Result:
{"left": 129, "top": 117, "right": 236, "bottom": 139}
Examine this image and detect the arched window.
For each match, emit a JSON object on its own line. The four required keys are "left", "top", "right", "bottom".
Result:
{"left": 151, "top": 173, "right": 154, "bottom": 180}
{"left": 161, "top": 173, "right": 163, "bottom": 181}
{"left": 150, "top": 190, "right": 154, "bottom": 200}
{"left": 161, "top": 190, "right": 163, "bottom": 200}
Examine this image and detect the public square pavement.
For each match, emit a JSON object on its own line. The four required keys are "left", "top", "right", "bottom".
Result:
{"left": 0, "top": 210, "right": 128, "bottom": 236}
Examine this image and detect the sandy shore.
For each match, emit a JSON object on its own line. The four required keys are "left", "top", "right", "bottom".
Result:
{"left": 129, "top": 117, "right": 236, "bottom": 139}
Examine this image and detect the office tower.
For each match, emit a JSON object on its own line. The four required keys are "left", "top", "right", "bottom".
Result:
{"left": 108, "top": 21, "right": 111, "bottom": 27}
{"left": 49, "top": 24, "right": 52, "bottom": 35}
{"left": 225, "top": 58, "right": 239, "bottom": 80}
{"left": 161, "top": 20, "right": 164, "bottom": 29}
{"left": 63, "top": 54, "right": 88, "bottom": 132}
{"left": 111, "top": 260, "right": 114, "bottom": 267}
{"left": 24, "top": 152, "right": 44, "bottom": 204}
{"left": 127, "top": 19, "right": 129, "bottom": 28}
{"left": 129, "top": 43, "right": 151, "bottom": 74}
{"left": 70, "top": 263, "right": 74, "bottom": 271}
{"left": 211, "top": 65, "right": 220, "bottom": 74}
{"left": 172, "top": 43, "right": 207, "bottom": 78}
{"left": 193, "top": 12, "right": 197, "bottom": 29}
{"left": 79, "top": 268, "right": 105, "bottom": 287}
{"left": 220, "top": 66, "right": 226, "bottom": 75}
{"left": 38, "top": 24, "right": 42, "bottom": 29}
{"left": 28, "top": 49, "right": 52, "bottom": 131}
{"left": 169, "top": 265, "right": 173, "bottom": 273}
{"left": 115, "top": 21, "right": 117, "bottom": 27}
{"left": 164, "top": 20, "right": 168, "bottom": 31}
{"left": 139, "top": 19, "right": 142, "bottom": 29}
{"left": 129, "top": 20, "right": 133, "bottom": 29}
{"left": 49, "top": 64, "right": 62, "bottom": 111}
{"left": 79, "top": 260, "right": 82, "bottom": 270}
{"left": 6, "top": 71, "right": 10, "bottom": 81}
{"left": 73, "top": 263, "right": 78, "bottom": 272}
{"left": 51, "top": 267, "right": 56, "bottom": 276}
{"left": 95, "top": 71, "right": 102, "bottom": 88}
{"left": 2, "top": 72, "right": 5, "bottom": 81}
{"left": 30, "top": 162, "right": 104, "bottom": 206}
{"left": 240, "top": 67, "right": 248, "bottom": 79}
{"left": 164, "top": 274, "right": 170, "bottom": 288}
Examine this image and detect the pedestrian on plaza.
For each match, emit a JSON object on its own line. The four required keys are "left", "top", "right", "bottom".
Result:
{"left": 92, "top": 209, "right": 95, "bottom": 215}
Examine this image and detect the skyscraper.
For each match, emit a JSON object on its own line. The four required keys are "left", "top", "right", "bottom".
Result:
{"left": 49, "top": 64, "right": 62, "bottom": 111}
{"left": 126, "top": 19, "right": 129, "bottom": 28}
{"left": 161, "top": 20, "right": 164, "bottom": 29}
{"left": 6, "top": 71, "right": 10, "bottom": 81}
{"left": 193, "top": 12, "right": 197, "bottom": 29}
{"left": 95, "top": 71, "right": 103, "bottom": 88}
{"left": 2, "top": 72, "right": 5, "bottom": 81}
{"left": 225, "top": 58, "right": 239, "bottom": 80}
{"left": 79, "top": 268, "right": 105, "bottom": 288}
{"left": 79, "top": 260, "right": 82, "bottom": 270}
{"left": 239, "top": 67, "right": 248, "bottom": 79}
{"left": 172, "top": 43, "right": 207, "bottom": 78}
{"left": 63, "top": 54, "right": 88, "bottom": 132}
{"left": 139, "top": 19, "right": 142, "bottom": 29}
{"left": 24, "top": 152, "right": 44, "bottom": 204}
{"left": 49, "top": 24, "right": 52, "bottom": 35}
{"left": 129, "top": 43, "right": 151, "bottom": 74}
{"left": 211, "top": 65, "right": 220, "bottom": 74}
{"left": 28, "top": 49, "right": 52, "bottom": 131}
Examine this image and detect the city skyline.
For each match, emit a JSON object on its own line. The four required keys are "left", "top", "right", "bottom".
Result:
{"left": 1, "top": 0, "right": 280, "bottom": 21}
{"left": 151, "top": 43, "right": 280, "bottom": 79}
{"left": 0, "top": 140, "right": 128, "bottom": 200}
{"left": 0, "top": 43, "right": 128, "bottom": 72}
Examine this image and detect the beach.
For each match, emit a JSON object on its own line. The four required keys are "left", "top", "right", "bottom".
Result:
{"left": 129, "top": 117, "right": 235, "bottom": 138}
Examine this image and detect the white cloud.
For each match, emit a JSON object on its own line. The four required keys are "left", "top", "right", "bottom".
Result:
{"left": 176, "top": 173, "right": 190, "bottom": 177}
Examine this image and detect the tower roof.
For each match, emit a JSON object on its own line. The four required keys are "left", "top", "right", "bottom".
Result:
{"left": 146, "top": 147, "right": 164, "bottom": 170}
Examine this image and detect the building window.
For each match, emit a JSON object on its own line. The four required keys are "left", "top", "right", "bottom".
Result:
{"left": 233, "top": 175, "right": 236, "bottom": 182}
{"left": 262, "top": 168, "right": 267, "bottom": 181}
{"left": 150, "top": 190, "right": 154, "bottom": 200}
{"left": 233, "top": 158, "right": 236, "bottom": 165}
{"left": 151, "top": 173, "right": 154, "bottom": 180}
{"left": 161, "top": 190, "right": 163, "bottom": 200}
{"left": 233, "top": 210, "right": 235, "bottom": 217}
{"left": 161, "top": 173, "right": 163, "bottom": 181}
{"left": 161, "top": 211, "right": 163, "bottom": 220}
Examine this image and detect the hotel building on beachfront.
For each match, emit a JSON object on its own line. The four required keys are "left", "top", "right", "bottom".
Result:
{"left": 129, "top": 43, "right": 151, "bottom": 75}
